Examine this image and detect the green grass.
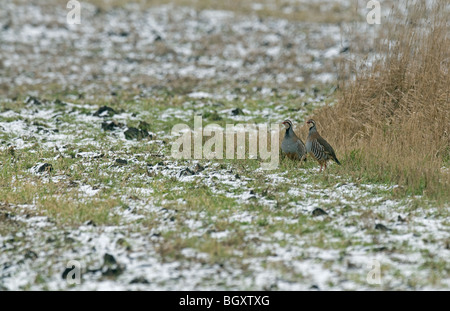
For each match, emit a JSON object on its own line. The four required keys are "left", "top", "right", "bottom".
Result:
{"left": 0, "top": 87, "right": 448, "bottom": 290}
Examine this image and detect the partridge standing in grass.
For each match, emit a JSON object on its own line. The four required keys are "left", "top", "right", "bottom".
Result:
{"left": 306, "top": 119, "right": 341, "bottom": 172}
{"left": 281, "top": 120, "right": 307, "bottom": 161}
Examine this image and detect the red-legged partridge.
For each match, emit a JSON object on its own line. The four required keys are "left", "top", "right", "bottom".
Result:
{"left": 306, "top": 119, "right": 341, "bottom": 172}
{"left": 281, "top": 120, "right": 307, "bottom": 161}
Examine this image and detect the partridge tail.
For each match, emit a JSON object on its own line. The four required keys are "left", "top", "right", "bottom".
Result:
{"left": 333, "top": 156, "right": 341, "bottom": 165}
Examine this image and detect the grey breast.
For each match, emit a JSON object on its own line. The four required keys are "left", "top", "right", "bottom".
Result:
{"left": 282, "top": 138, "right": 296, "bottom": 154}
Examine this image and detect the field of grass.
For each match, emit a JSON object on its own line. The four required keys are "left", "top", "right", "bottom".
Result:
{"left": 0, "top": 0, "right": 448, "bottom": 290}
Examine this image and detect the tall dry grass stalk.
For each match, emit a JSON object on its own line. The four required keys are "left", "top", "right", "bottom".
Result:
{"left": 315, "top": 0, "right": 449, "bottom": 200}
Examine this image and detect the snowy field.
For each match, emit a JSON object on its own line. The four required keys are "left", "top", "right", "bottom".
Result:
{"left": 0, "top": 0, "right": 448, "bottom": 290}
